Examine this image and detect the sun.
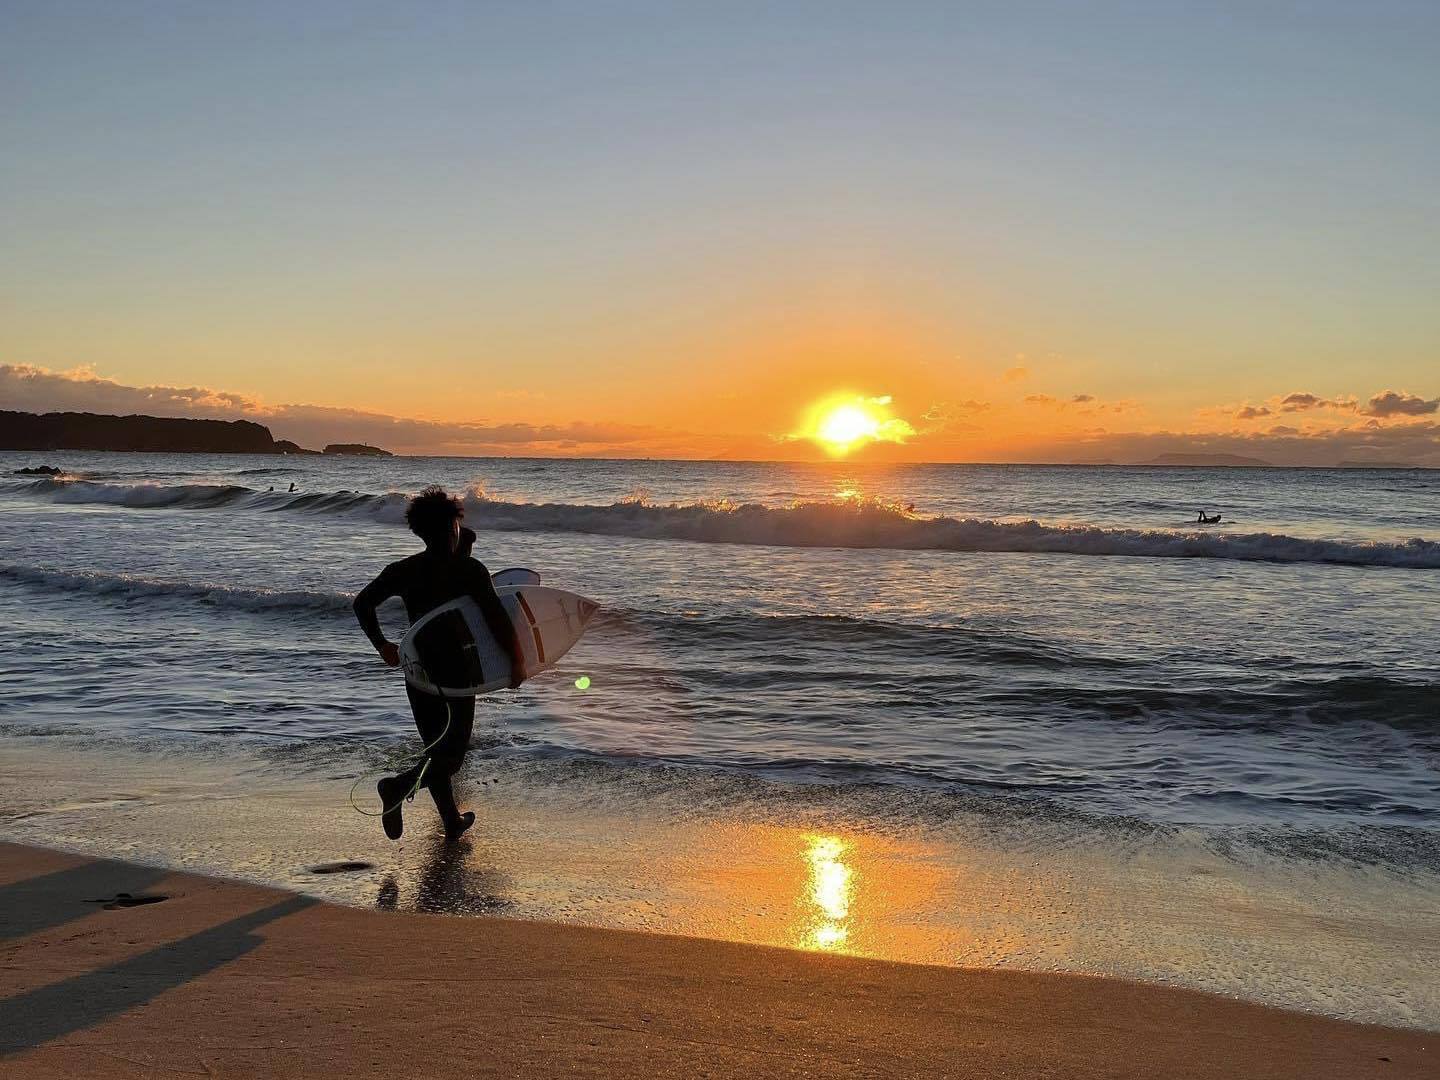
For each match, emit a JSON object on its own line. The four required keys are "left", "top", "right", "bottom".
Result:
{"left": 797, "top": 394, "right": 916, "bottom": 456}
{"left": 817, "top": 404, "right": 879, "bottom": 449}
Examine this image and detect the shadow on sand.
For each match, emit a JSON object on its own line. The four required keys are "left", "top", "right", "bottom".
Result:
{"left": 0, "top": 857, "right": 169, "bottom": 943}
{"left": 1, "top": 891, "right": 314, "bottom": 1056}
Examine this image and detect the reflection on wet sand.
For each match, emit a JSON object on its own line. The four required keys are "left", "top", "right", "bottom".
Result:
{"left": 368, "top": 819, "right": 955, "bottom": 965}
{"left": 801, "top": 835, "right": 854, "bottom": 951}
{"left": 377, "top": 837, "right": 512, "bottom": 915}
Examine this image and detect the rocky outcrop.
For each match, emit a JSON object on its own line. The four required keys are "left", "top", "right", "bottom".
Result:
{"left": 0, "top": 411, "right": 310, "bottom": 454}
{"left": 322, "top": 443, "right": 393, "bottom": 457}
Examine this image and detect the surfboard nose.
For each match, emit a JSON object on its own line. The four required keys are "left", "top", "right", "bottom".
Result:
{"left": 577, "top": 597, "right": 599, "bottom": 625}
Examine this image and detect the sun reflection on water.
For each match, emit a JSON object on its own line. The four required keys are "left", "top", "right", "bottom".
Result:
{"left": 802, "top": 835, "right": 855, "bottom": 951}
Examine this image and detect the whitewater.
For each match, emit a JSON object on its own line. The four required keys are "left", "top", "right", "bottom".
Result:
{"left": 2, "top": 450, "right": 1438, "bottom": 1027}
{"left": 5, "top": 473, "right": 1439, "bottom": 568}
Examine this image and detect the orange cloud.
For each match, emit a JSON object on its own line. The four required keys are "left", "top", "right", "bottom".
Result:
{"left": 1364, "top": 390, "right": 1439, "bottom": 418}
{"left": 6, "top": 363, "right": 1438, "bottom": 465}
{"left": 0, "top": 364, "right": 664, "bottom": 454}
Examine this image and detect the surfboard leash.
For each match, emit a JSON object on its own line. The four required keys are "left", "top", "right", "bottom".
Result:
{"left": 347, "top": 699, "right": 453, "bottom": 818}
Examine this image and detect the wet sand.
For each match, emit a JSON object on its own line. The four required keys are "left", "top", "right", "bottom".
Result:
{"left": 5, "top": 736, "right": 1439, "bottom": 1031}
{"left": 1, "top": 842, "right": 1433, "bottom": 1078}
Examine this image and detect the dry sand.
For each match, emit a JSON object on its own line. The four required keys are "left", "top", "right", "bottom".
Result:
{"left": 1, "top": 841, "right": 1432, "bottom": 1078}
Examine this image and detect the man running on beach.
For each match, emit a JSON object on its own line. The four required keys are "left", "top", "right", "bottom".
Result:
{"left": 353, "top": 487, "right": 525, "bottom": 841}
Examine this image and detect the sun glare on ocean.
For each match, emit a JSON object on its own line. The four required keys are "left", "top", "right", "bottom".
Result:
{"left": 797, "top": 394, "right": 915, "bottom": 456}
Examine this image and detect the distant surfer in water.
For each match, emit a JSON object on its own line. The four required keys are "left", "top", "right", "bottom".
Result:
{"left": 353, "top": 487, "right": 525, "bottom": 841}
{"left": 1196, "top": 510, "right": 1222, "bottom": 524}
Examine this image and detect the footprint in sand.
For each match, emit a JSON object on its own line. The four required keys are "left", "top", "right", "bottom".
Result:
{"left": 86, "top": 892, "right": 169, "bottom": 910}
{"left": 309, "top": 861, "right": 375, "bottom": 875}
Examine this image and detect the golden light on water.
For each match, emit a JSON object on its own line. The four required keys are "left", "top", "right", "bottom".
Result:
{"left": 802, "top": 834, "right": 855, "bottom": 951}
{"left": 661, "top": 822, "right": 978, "bottom": 964}
{"left": 795, "top": 394, "right": 916, "bottom": 456}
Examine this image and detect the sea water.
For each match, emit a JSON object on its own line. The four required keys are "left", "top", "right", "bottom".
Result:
{"left": 2, "top": 452, "right": 1437, "bottom": 1025}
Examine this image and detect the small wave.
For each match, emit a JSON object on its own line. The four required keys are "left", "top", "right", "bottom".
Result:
{"left": 0, "top": 477, "right": 408, "bottom": 520}
{"left": 4, "top": 478, "right": 1437, "bottom": 568}
{"left": 2, "top": 477, "right": 254, "bottom": 509}
{"left": 0, "top": 564, "right": 351, "bottom": 615}
{"left": 979, "top": 676, "right": 1440, "bottom": 733}
{"left": 610, "top": 610, "right": 1137, "bottom": 670}
{"left": 0, "top": 562, "right": 1120, "bottom": 670}
{"left": 467, "top": 495, "right": 1440, "bottom": 569}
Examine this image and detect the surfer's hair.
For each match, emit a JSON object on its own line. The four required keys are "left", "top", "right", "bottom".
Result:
{"left": 406, "top": 486, "right": 464, "bottom": 544}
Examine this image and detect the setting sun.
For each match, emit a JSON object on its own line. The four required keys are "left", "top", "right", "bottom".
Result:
{"left": 797, "top": 394, "right": 917, "bottom": 456}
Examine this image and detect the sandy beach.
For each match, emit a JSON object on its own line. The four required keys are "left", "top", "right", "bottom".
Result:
{"left": 2, "top": 841, "right": 1433, "bottom": 1079}
{"left": 6, "top": 2, "right": 1440, "bottom": 1076}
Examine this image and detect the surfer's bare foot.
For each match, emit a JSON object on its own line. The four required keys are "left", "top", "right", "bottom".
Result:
{"left": 444, "top": 811, "right": 475, "bottom": 842}
{"left": 377, "top": 776, "right": 406, "bottom": 840}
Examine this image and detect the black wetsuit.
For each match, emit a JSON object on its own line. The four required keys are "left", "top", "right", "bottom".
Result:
{"left": 353, "top": 550, "right": 519, "bottom": 824}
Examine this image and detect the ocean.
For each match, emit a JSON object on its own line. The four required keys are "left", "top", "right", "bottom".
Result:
{"left": 2, "top": 451, "right": 1437, "bottom": 1026}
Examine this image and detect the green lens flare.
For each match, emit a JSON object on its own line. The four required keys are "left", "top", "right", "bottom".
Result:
{"left": 574, "top": 675, "right": 591, "bottom": 690}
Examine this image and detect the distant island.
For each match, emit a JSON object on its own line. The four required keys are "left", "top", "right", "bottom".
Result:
{"left": 1137, "top": 452, "right": 1273, "bottom": 467}
{"left": 322, "top": 443, "right": 392, "bottom": 457}
{"left": 0, "top": 410, "right": 385, "bottom": 457}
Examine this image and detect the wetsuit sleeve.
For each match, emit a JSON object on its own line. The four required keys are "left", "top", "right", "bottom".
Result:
{"left": 469, "top": 560, "right": 525, "bottom": 679}
{"left": 353, "top": 563, "right": 402, "bottom": 653}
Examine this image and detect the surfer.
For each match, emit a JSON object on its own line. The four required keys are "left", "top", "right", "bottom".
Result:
{"left": 1196, "top": 510, "right": 1222, "bottom": 524}
{"left": 353, "top": 487, "right": 526, "bottom": 842}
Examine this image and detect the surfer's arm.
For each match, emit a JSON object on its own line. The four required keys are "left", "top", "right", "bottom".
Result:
{"left": 470, "top": 563, "right": 526, "bottom": 687}
{"left": 353, "top": 566, "right": 401, "bottom": 664}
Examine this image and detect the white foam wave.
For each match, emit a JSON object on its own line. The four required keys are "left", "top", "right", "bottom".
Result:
{"left": 4, "top": 478, "right": 1437, "bottom": 568}
{"left": 462, "top": 494, "right": 1440, "bottom": 568}
{"left": 0, "top": 563, "right": 350, "bottom": 614}
{"left": 1, "top": 477, "right": 409, "bottom": 519}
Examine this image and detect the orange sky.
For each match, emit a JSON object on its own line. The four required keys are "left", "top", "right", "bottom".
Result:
{"left": 2, "top": 6, "right": 1437, "bottom": 466}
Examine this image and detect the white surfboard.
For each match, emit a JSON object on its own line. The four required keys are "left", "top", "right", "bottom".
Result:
{"left": 400, "top": 584, "right": 598, "bottom": 698}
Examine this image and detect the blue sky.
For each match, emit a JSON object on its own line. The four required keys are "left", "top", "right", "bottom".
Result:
{"left": 2, "top": 2, "right": 1437, "bottom": 460}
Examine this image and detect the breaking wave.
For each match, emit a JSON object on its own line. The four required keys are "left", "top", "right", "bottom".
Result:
{"left": 4, "top": 477, "right": 1438, "bottom": 568}
{"left": 0, "top": 563, "right": 350, "bottom": 615}
{"left": 4, "top": 561, "right": 1436, "bottom": 737}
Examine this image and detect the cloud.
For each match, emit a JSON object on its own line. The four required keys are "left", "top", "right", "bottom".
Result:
{"left": 1279, "top": 392, "right": 1357, "bottom": 412}
{"left": 268, "top": 403, "right": 661, "bottom": 453}
{"left": 1032, "top": 422, "right": 1440, "bottom": 468}
{"left": 9, "top": 363, "right": 1438, "bottom": 466}
{"left": 923, "top": 400, "right": 989, "bottom": 423}
{"left": 0, "top": 363, "right": 662, "bottom": 454}
{"left": 920, "top": 399, "right": 989, "bottom": 435}
{"left": 1003, "top": 366, "right": 1029, "bottom": 383}
{"left": 1363, "top": 390, "right": 1439, "bottom": 418}
{"left": 1229, "top": 391, "right": 1369, "bottom": 421}
{"left": 0, "top": 363, "right": 262, "bottom": 418}
{"left": 1024, "top": 393, "right": 1138, "bottom": 415}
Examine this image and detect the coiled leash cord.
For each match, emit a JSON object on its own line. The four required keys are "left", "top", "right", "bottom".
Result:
{"left": 348, "top": 699, "right": 453, "bottom": 818}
